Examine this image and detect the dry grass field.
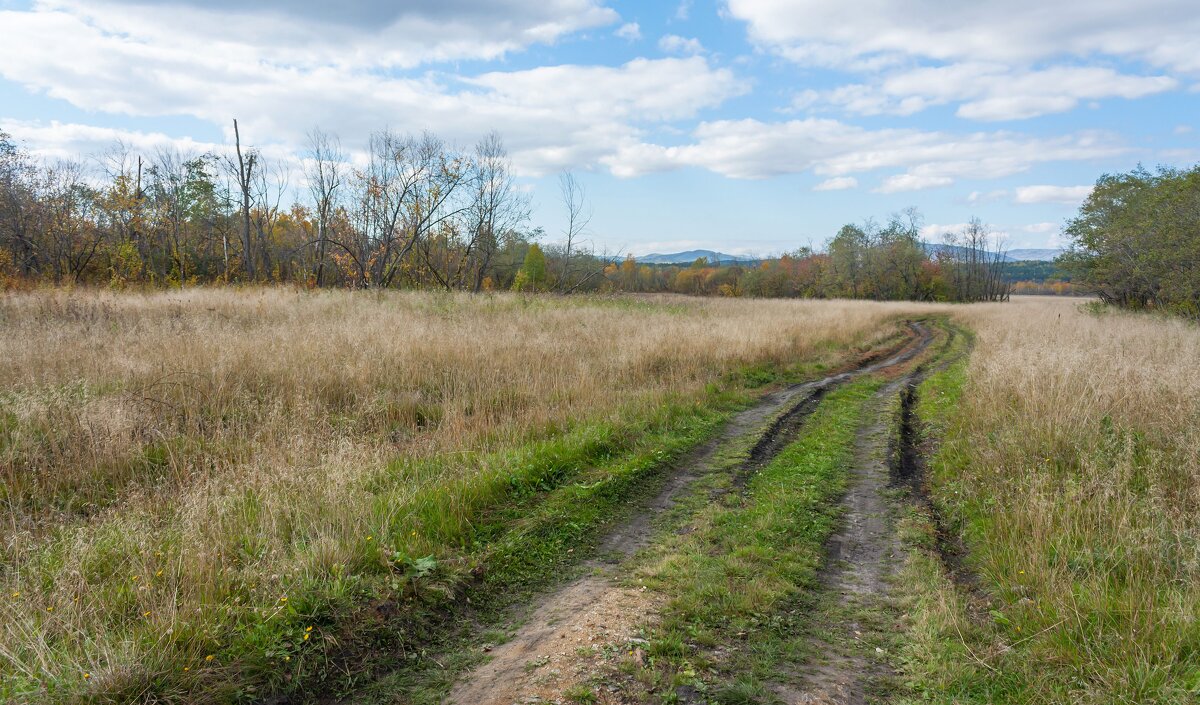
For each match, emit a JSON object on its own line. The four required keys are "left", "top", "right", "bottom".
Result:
{"left": 2, "top": 291, "right": 1197, "bottom": 704}
{"left": 904, "top": 297, "right": 1200, "bottom": 703}
{"left": 0, "top": 289, "right": 929, "bottom": 703}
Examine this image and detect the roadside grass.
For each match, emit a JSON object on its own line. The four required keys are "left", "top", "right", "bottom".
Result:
{"left": 0, "top": 289, "right": 935, "bottom": 704}
{"left": 599, "top": 378, "right": 886, "bottom": 703}
{"left": 895, "top": 299, "right": 1200, "bottom": 704}
{"left": 1, "top": 361, "right": 743, "bottom": 705}
{"left": 299, "top": 391, "right": 741, "bottom": 705}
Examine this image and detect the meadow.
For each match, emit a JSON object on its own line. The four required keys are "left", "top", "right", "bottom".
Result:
{"left": 1, "top": 290, "right": 1196, "bottom": 704}
{"left": 902, "top": 299, "right": 1200, "bottom": 703}
{"left": 0, "top": 289, "right": 917, "bottom": 702}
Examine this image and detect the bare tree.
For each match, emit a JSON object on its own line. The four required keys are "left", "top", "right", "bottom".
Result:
{"left": 305, "top": 129, "right": 342, "bottom": 287}
{"left": 41, "top": 160, "right": 104, "bottom": 283}
{"left": 230, "top": 119, "right": 256, "bottom": 279}
{"left": 146, "top": 149, "right": 192, "bottom": 281}
{"left": 251, "top": 158, "right": 289, "bottom": 280}
{"left": 942, "top": 217, "right": 1011, "bottom": 302}
{"left": 343, "top": 130, "right": 470, "bottom": 288}
{"left": 560, "top": 171, "right": 590, "bottom": 260}
{"left": 465, "top": 132, "right": 529, "bottom": 291}
{"left": 553, "top": 171, "right": 600, "bottom": 292}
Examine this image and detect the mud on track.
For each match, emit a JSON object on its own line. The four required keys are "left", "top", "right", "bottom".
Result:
{"left": 777, "top": 374, "right": 917, "bottom": 704}
{"left": 780, "top": 324, "right": 965, "bottom": 704}
{"left": 444, "top": 322, "right": 935, "bottom": 705}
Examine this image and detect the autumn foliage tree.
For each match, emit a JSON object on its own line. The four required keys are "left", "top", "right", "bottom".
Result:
{"left": 0, "top": 126, "right": 536, "bottom": 291}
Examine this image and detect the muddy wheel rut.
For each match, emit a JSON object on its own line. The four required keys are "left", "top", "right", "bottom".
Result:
{"left": 776, "top": 375, "right": 915, "bottom": 705}
{"left": 892, "top": 344, "right": 984, "bottom": 601}
{"left": 779, "top": 326, "right": 970, "bottom": 705}
{"left": 442, "top": 323, "right": 936, "bottom": 705}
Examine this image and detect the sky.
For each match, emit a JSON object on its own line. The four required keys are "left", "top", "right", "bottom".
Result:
{"left": 0, "top": 0, "right": 1197, "bottom": 256}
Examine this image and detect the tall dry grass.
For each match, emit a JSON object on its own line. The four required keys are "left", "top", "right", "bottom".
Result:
{"left": 0, "top": 288, "right": 930, "bottom": 701}
{"left": 916, "top": 297, "right": 1200, "bottom": 702}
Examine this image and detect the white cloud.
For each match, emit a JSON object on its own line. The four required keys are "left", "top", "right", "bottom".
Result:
{"left": 1022, "top": 222, "right": 1060, "bottom": 233}
{"left": 659, "top": 34, "right": 705, "bottom": 55}
{"left": 1175, "top": 124, "right": 1194, "bottom": 134}
{"left": 922, "top": 222, "right": 1012, "bottom": 242}
{"left": 28, "top": 0, "right": 619, "bottom": 70}
{"left": 921, "top": 223, "right": 971, "bottom": 240}
{"left": 726, "top": 0, "right": 1200, "bottom": 73}
{"left": 0, "top": 0, "right": 1154, "bottom": 193}
{"left": 615, "top": 22, "right": 641, "bottom": 40}
{"left": 813, "top": 176, "right": 857, "bottom": 191}
{"left": 674, "top": 0, "right": 692, "bottom": 21}
{"left": 1014, "top": 185, "right": 1093, "bottom": 205}
{"left": 466, "top": 57, "right": 738, "bottom": 123}
{"left": 0, "top": 1, "right": 745, "bottom": 176}
{"left": 875, "top": 174, "right": 953, "bottom": 193}
{"left": 0, "top": 119, "right": 227, "bottom": 162}
{"left": 728, "top": 2, "right": 1190, "bottom": 121}
{"left": 966, "top": 189, "right": 1007, "bottom": 204}
{"left": 604, "top": 118, "right": 1125, "bottom": 183}
{"left": 796, "top": 64, "right": 1176, "bottom": 121}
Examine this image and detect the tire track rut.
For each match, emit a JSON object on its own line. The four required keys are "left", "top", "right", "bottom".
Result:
{"left": 779, "top": 326, "right": 956, "bottom": 705}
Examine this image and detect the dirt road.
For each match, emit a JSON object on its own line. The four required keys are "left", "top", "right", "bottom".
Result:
{"left": 445, "top": 323, "right": 936, "bottom": 705}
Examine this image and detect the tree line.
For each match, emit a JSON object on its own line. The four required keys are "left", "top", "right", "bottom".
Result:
{"left": 0, "top": 125, "right": 611, "bottom": 292}
{"left": 596, "top": 213, "right": 1010, "bottom": 302}
{"left": 1061, "top": 164, "right": 1200, "bottom": 317}
{"left": 1, "top": 124, "right": 1010, "bottom": 302}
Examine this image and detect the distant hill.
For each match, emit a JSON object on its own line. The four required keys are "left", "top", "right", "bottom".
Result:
{"left": 635, "top": 249, "right": 754, "bottom": 265}
{"left": 921, "top": 243, "right": 1064, "bottom": 263}
{"left": 1001, "top": 259, "right": 1071, "bottom": 283}
{"left": 921, "top": 242, "right": 1014, "bottom": 262}
{"left": 635, "top": 245, "right": 1063, "bottom": 266}
{"left": 1005, "top": 248, "right": 1064, "bottom": 262}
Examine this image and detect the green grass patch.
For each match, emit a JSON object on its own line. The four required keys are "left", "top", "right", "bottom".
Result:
{"left": 626, "top": 378, "right": 884, "bottom": 701}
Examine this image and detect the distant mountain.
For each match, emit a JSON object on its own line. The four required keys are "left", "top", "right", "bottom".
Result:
{"left": 634, "top": 245, "right": 1063, "bottom": 266}
{"left": 635, "top": 249, "right": 754, "bottom": 265}
{"left": 921, "top": 243, "right": 1064, "bottom": 263}
{"left": 921, "top": 242, "right": 1016, "bottom": 262}
{"left": 1005, "top": 248, "right": 1064, "bottom": 262}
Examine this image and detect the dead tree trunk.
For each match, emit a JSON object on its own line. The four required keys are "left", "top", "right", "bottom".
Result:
{"left": 233, "top": 119, "right": 256, "bottom": 280}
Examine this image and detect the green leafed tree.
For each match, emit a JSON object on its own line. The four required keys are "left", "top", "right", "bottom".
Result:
{"left": 1061, "top": 164, "right": 1200, "bottom": 317}
{"left": 512, "top": 242, "right": 547, "bottom": 292}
